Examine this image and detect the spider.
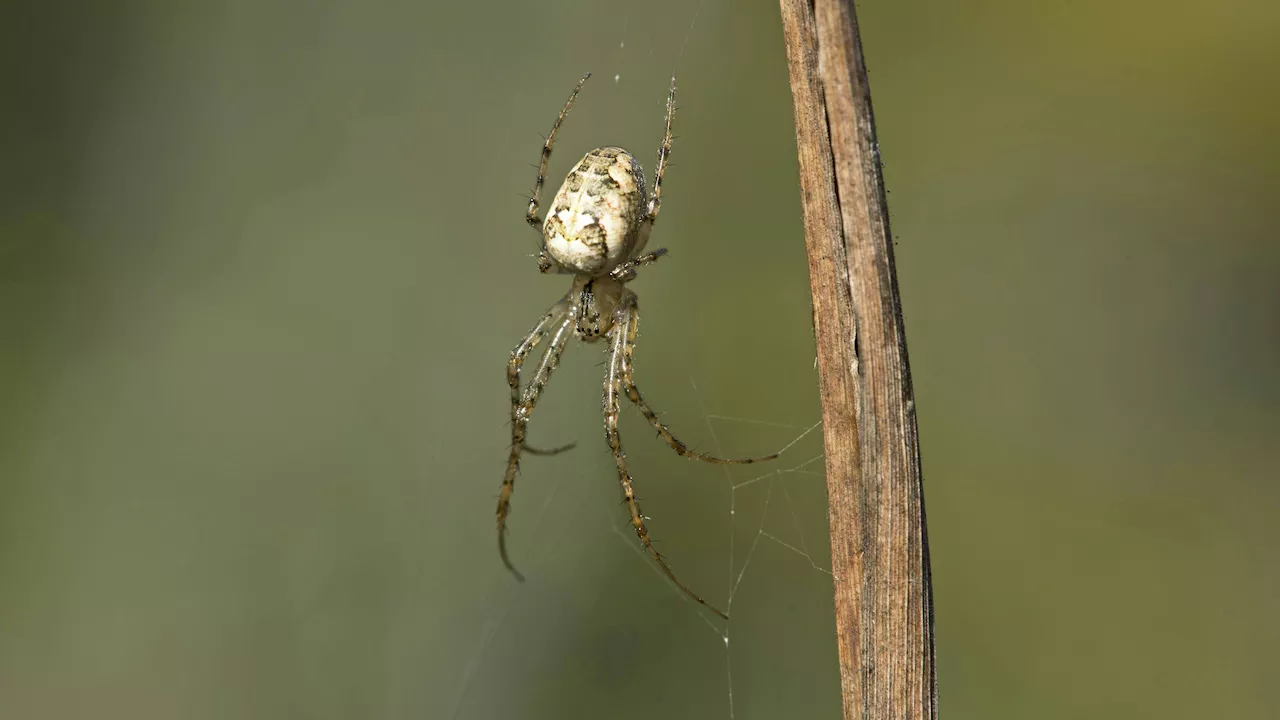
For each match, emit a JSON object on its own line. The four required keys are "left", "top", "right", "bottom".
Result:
{"left": 497, "top": 73, "right": 778, "bottom": 620}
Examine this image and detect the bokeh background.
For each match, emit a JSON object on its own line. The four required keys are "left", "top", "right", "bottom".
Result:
{"left": 3, "top": 0, "right": 1277, "bottom": 718}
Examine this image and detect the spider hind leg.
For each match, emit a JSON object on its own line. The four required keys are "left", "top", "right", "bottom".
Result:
{"left": 605, "top": 299, "right": 730, "bottom": 619}
{"left": 525, "top": 441, "right": 576, "bottom": 456}
{"left": 620, "top": 297, "right": 779, "bottom": 466}
{"left": 497, "top": 301, "right": 575, "bottom": 578}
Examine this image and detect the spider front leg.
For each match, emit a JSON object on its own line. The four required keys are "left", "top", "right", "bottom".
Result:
{"left": 645, "top": 75, "right": 677, "bottom": 223}
{"left": 498, "top": 302, "right": 575, "bottom": 579}
{"left": 526, "top": 73, "right": 591, "bottom": 229}
{"left": 620, "top": 297, "right": 779, "bottom": 465}
{"left": 605, "top": 300, "right": 729, "bottom": 619}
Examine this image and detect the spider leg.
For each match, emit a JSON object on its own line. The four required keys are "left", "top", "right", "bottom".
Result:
{"left": 524, "top": 441, "right": 576, "bottom": 456}
{"left": 606, "top": 300, "right": 728, "bottom": 619}
{"left": 620, "top": 297, "right": 779, "bottom": 465}
{"left": 527, "top": 73, "right": 591, "bottom": 230}
{"left": 645, "top": 75, "right": 677, "bottom": 224}
{"left": 498, "top": 302, "right": 575, "bottom": 580}
{"left": 609, "top": 248, "right": 668, "bottom": 282}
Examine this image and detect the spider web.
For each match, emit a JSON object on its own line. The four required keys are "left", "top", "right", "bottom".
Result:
{"left": 448, "top": 374, "right": 838, "bottom": 719}
{"left": 607, "top": 389, "right": 832, "bottom": 720}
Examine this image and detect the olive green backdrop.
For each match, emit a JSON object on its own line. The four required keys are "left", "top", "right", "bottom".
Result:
{"left": 2, "top": 1, "right": 1276, "bottom": 718}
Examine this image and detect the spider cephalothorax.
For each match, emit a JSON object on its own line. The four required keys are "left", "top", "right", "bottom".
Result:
{"left": 497, "top": 74, "right": 778, "bottom": 620}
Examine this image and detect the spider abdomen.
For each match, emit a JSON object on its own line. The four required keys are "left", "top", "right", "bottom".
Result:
{"left": 543, "top": 147, "right": 650, "bottom": 276}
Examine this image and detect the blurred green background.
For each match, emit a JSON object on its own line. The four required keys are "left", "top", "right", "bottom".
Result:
{"left": 2, "top": 0, "right": 1276, "bottom": 718}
